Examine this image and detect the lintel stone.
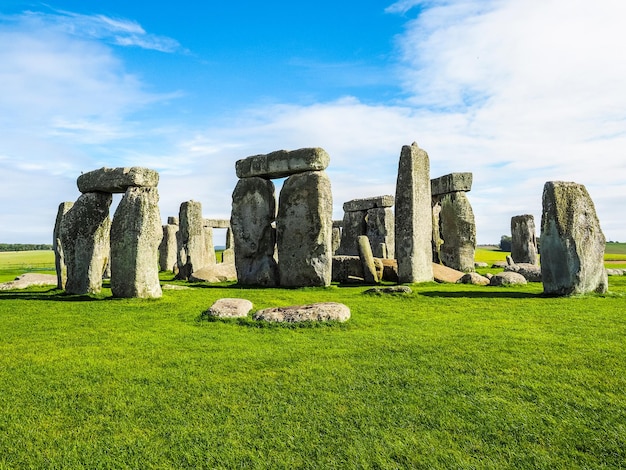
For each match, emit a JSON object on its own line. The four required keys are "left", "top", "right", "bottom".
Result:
{"left": 343, "top": 195, "right": 394, "bottom": 212}
{"left": 77, "top": 167, "right": 159, "bottom": 193}
{"left": 431, "top": 173, "right": 472, "bottom": 196}
{"left": 235, "top": 147, "right": 329, "bottom": 179}
{"left": 203, "top": 218, "right": 230, "bottom": 229}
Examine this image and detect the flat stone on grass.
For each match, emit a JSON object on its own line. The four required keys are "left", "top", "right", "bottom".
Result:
{"left": 253, "top": 302, "right": 350, "bottom": 322}
{"left": 206, "top": 298, "right": 253, "bottom": 318}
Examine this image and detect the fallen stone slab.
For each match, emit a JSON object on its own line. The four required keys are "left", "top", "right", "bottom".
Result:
{"left": 77, "top": 167, "right": 159, "bottom": 193}
{"left": 606, "top": 268, "right": 625, "bottom": 276}
{"left": 0, "top": 273, "right": 57, "bottom": 290}
{"left": 457, "top": 272, "right": 490, "bottom": 286}
{"left": 253, "top": 302, "right": 350, "bottom": 322}
{"left": 489, "top": 271, "right": 527, "bottom": 286}
{"left": 432, "top": 262, "right": 465, "bottom": 283}
{"left": 363, "top": 286, "right": 412, "bottom": 295}
{"left": 236, "top": 147, "right": 330, "bottom": 179}
{"left": 474, "top": 262, "right": 488, "bottom": 268}
{"left": 206, "top": 298, "right": 253, "bottom": 318}
{"left": 189, "top": 263, "right": 238, "bottom": 283}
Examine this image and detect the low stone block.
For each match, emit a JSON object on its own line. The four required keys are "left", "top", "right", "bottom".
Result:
{"left": 431, "top": 172, "right": 473, "bottom": 196}
{"left": 77, "top": 167, "right": 159, "bottom": 193}
{"left": 236, "top": 147, "right": 330, "bottom": 179}
{"left": 343, "top": 195, "right": 394, "bottom": 212}
{"left": 457, "top": 272, "right": 490, "bottom": 286}
{"left": 504, "top": 263, "right": 542, "bottom": 282}
{"left": 489, "top": 271, "right": 527, "bottom": 286}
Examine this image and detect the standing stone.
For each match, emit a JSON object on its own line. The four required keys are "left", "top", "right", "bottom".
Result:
{"left": 159, "top": 224, "right": 179, "bottom": 272}
{"left": 394, "top": 143, "right": 433, "bottom": 283}
{"left": 53, "top": 201, "right": 74, "bottom": 289}
{"left": 231, "top": 177, "right": 278, "bottom": 286}
{"left": 337, "top": 210, "right": 367, "bottom": 256}
{"left": 176, "top": 201, "right": 210, "bottom": 280}
{"left": 276, "top": 171, "right": 332, "bottom": 287}
{"left": 110, "top": 187, "right": 162, "bottom": 298}
{"left": 540, "top": 181, "right": 607, "bottom": 295}
{"left": 366, "top": 207, "right": 395, "bottom": 258}
{"left": 331, "top": 226, "right": 342, "bottom": 254}
{"left": 203, "top": 226, "right": 217, "bottom": 265}
{"left": 357, "top": 235, "right": 379, "bottom": 284}
{"left": 222, "top": 227, "right": 235, "bottom": 264}
{"left": 511, "top": 214, "right": 538, "bottom": 265}
{"left": 59, "top": 192, "right": 112, "bottom": 294}
{"left": 437, "top": 192, "right": 476, "bottom": 272}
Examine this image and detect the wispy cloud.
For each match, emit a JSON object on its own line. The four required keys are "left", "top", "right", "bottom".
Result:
{"left": 2, "top": 9, "right": 183, "bottom": 53}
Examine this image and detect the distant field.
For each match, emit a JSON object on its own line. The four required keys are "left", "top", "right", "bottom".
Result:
{"left": 0, "top": 250, "right": 55, "bottom": 282}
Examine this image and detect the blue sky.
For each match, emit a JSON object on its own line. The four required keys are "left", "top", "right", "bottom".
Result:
{"left": 1, "top": 0, "right": 625, "bottom": 245}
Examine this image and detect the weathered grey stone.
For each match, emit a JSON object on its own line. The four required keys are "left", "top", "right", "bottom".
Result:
{"left": 332, "top": 256, "right": 364, "bottom": 283}
{"left": 203, "top": 226, "right": 217, "bottom": 265}
{"left": 205, "top": 298, "right": 253, "bottom": 318}
{"left": 277, "top": 171, "right": 332, "bottom": 287}
{"left": 366, "top": 207, "right": 394, "bottom": 258}
{"left": 457, "top": 272, "right": 490, "bottom": 285}
{"left": 204, "top": 218, "right": 230, "bottom": 229}
{"left": 231, "top": 177, "right": 278, "bottom": 286}
{"left": 333, "top": 220, "right": 343, "bottom": 228}
{"left": 540, "top": 181, "right": 607, "bottom": 295}
{"left": 436, "top": 192, "right": 476, "bottom": 272}
{"left": 504, "top": 263, "right": 542, "bottom": 282}
{"left": 506, "top": 255, "right": 514, "bottom": 266}
{"left": 357, "top": 235, "right": 379, "bottom": 284}
{"left": 222, "top": 228, "right": 235, "bottom": 264}
{"left": 110, "top": 187, "right": 162, "bottom": 299}
{"left": 395, "top": 143, "right": 433, "bottom": 283}
{"left": 474, "top": 262, "right": 488, "bottom": 268}
{"left": 363, "top": 285, "right": 412, "bottom": 295}
{"left": 343, "top": 195, "right": 394, "bottom": 212}
{"left": 511, "top": 214, "right": 538, "bottom": 265}
{"left": 331, "top": 227, "right": 341, "bottom": 254}
{"left": 431, "top": 172, "right": 473, "bottom": 197}
{"left": 53, "top": 201, "right": 74, "bottom": 289}
{"left": 253, "top": 302, "right": 350, "bottom": 322}
{"left": 337, "top": 210, "right": 367, "bottom": 256}
{"left": 176, "top": 201, "right": 211, "bottom": 280}
{"left": 489, "top": 271, "right": 527, "bottom": 286}
{"left": 77, "top": 167, "right": 159, "bottom": 193}
{"left": 190, "top": 263, "right": 237, "bottom": 283}
{"left": 606, "top": 269, "right": 625, "bottom": 276}
{"left": 491, "top": 261, "right": 508, "bottom": 268}
{"left": 159, "top": 224, "right": 178, "bottom": 272}
{"left": 236, "top": 147, "right": 330, "bottom": 179}
{"left": 59, "top": 192, "right": 112, "bottom": 294}
{"left": 167, "top": 216, "right": 179, "bottom": 225}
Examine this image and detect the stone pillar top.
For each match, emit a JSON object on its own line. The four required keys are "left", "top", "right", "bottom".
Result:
{"left": 431, "top": 172, "right": 473, "bottom": 196}
{"left": 235, "top": 147, "right": 329, "bottom": 179}
{"left": 343, "top": 195, "right": 394, "bottom": 212}
{"left": 77, "top": 167, "right": 159, "bottom": 194}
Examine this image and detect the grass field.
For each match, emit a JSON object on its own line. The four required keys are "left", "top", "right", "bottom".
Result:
{"left": 1, "top": 249, "right": 625, "bottom": 468}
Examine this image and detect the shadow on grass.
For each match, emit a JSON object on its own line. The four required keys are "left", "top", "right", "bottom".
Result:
{"left": 0, "top": 288, "right": 126, "bottom": 302}
{"left": 420, "top": 290, "right": 543, "bottom": 299}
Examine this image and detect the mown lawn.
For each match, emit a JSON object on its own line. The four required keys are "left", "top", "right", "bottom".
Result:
{"left": 0, "top": 250, "right": 625, "bottom": 469}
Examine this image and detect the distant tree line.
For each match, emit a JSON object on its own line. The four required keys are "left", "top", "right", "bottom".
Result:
{"left": 0, "top": 243, "right": 53, "bottom": 252}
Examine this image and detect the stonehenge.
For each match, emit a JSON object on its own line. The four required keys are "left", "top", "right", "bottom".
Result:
{"left": 431, "top": 172, "right": 476, "bottom": 272}
{"left": 58, "top": 167, "right": 162, "bottom": 298}
{"left": 231, "top": 147, "right": 333, "bottom": 287}
{"left": 540, "top": 181, "right": 607, "bottom": 295}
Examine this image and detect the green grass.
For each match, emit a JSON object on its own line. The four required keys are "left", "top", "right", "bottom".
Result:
{"left": 1, "top": 251, "right": 626, "bottom": 468}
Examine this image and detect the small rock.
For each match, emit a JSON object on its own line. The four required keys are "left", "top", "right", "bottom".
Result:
{"left": 206, "top": 298, "right": 253, "bottom": 318}
{"left": 363, "top": 286, "right": 412, "bottom": 294}
{"left": 491, "top": 261, "right": 508, "bottom": 268}
{"left": 606, "top": 268, "right": 625, "bottom": 276}
{"left": 253, "top": 302, "right": 350, "bottom": 322}
{"left": 457, "top": 272, "right": 490, "bottom": 286}
{"left": 489, "top": 271, "right": 527, "bottom": 286}
{"left": 474, "top": 262, "right": 488, "bottom": 268}
{"left": 504, "top": 263, "right": 542, "bottom": 282}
